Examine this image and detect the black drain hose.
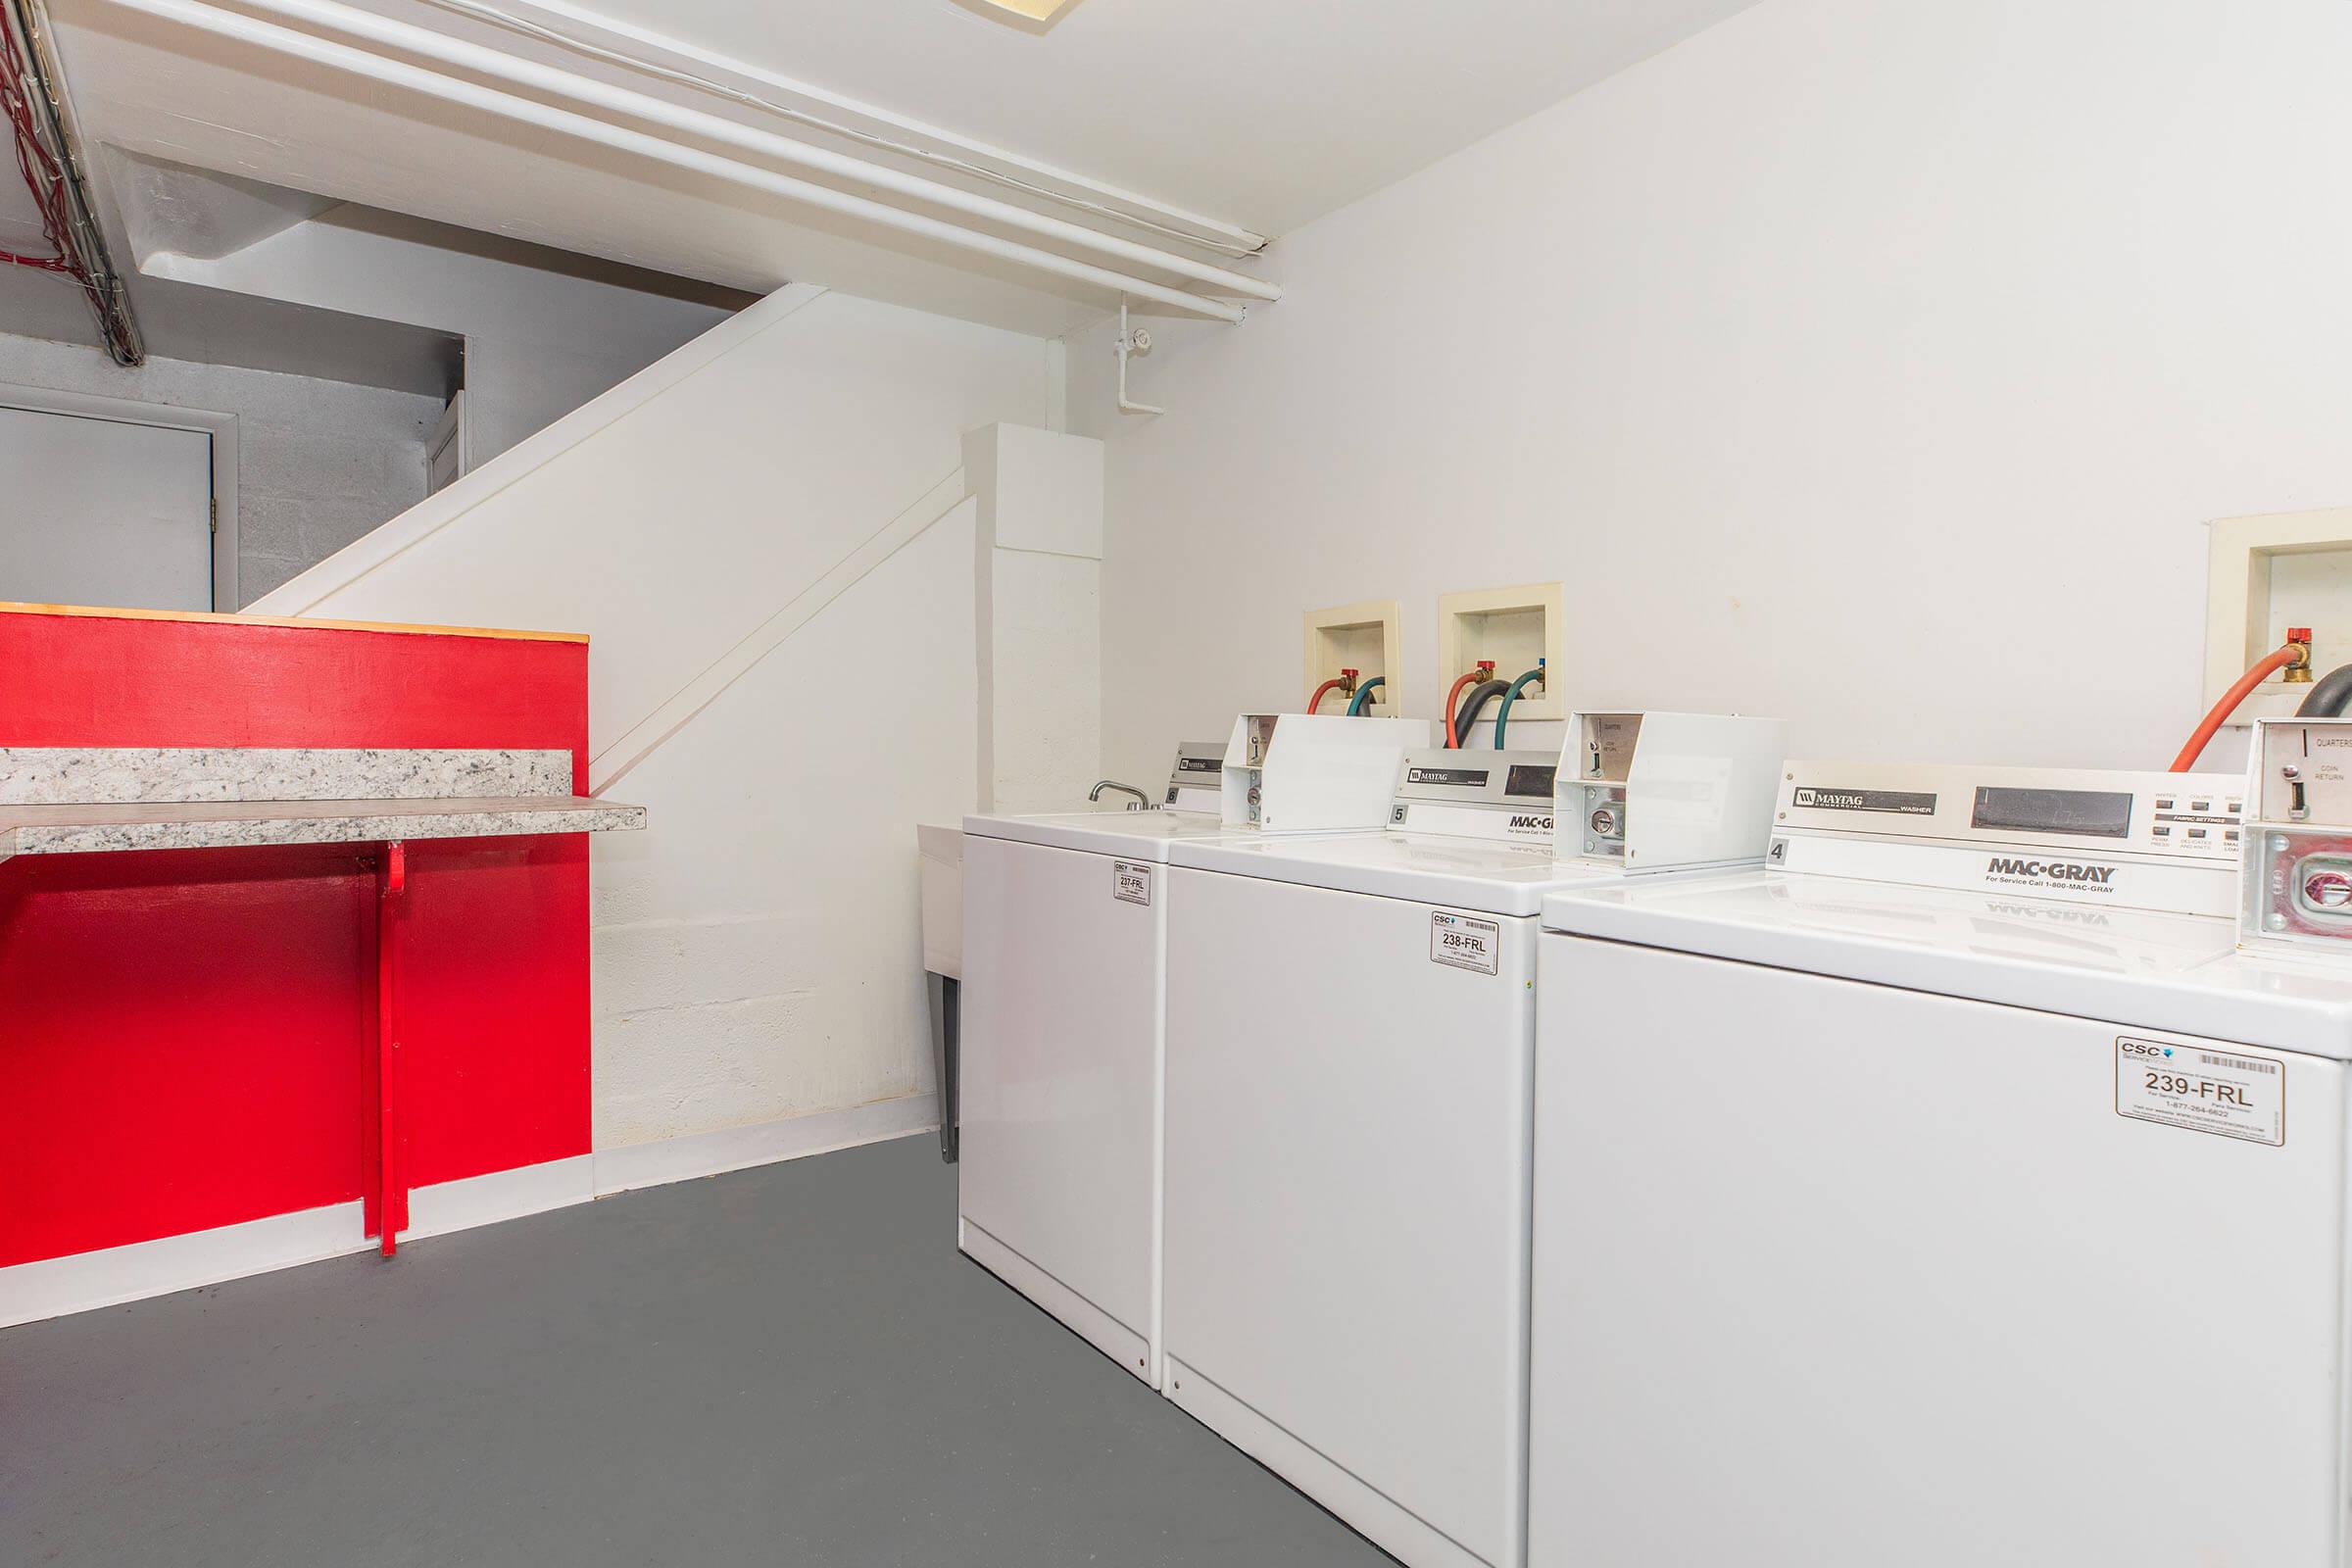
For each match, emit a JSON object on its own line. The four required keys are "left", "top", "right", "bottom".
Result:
{"left": 2296, "top": 664, "right": 2352, "bottom": 718}
{"left": 1450, "top": 680, "right": 1512, "bottom": 751}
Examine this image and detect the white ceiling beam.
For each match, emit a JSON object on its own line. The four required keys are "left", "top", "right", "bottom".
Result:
{"left": 98, "top": 0, "right": 1259, "bottom": 323}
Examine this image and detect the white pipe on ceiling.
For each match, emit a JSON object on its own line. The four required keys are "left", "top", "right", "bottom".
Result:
{"left": 149, "top": 0, "right": 1279, "bottom": 305}
{"left": 102, "top": 0, "right": 1253, "bottom": 323}
{"left": 412, "top": 0, "right": 1269, "bottom": 259}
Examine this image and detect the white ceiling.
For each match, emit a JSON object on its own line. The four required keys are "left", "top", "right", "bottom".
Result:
{"left": 558, "top": 0, "right": 1763, "bottom": 238}
{"left": 19, "top": 0, "right": 1760, "bottom": 343}
{"left": 48, "top": 0, "right": 1144, "bottom": 337}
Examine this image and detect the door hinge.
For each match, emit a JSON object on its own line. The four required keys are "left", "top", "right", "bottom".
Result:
{"left": 210, "top": 498, "right": 218, "bottom": 535}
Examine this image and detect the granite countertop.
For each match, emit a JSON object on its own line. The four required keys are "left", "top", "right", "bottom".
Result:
{"left": 0, "top": 796, "right": 646, "bottom": 862}
{"left": 0, "top": 747, "right": 574, "bottom": 805}
{"left": 0, "top": 747, "right": 646, "bottom": 864}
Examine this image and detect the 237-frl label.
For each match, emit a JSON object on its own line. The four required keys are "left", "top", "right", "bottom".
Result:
{"left": 2115, "top": 1036, "right": 2283, "bottom": 1146}
{"left": 1112, "top": 861, "right": 1152, "bottom": 906}
{"left": 1430, "top": 910, "right": 1499, "bottom": 975}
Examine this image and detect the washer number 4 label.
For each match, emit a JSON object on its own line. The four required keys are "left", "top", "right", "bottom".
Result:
{"left": 1112, "top": 860, "right": 1152, "bottom": 906}
{"left": 1430, "top": 910, "right": 1500, "bottom": 975}
{"left": 2115, "top": 1036, "right": 2283, "bottom": 1146}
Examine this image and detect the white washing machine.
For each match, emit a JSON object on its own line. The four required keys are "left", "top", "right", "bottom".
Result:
{"left": 1161, "top": 712, "right": 1786, "bottom": 1568}
{"left": 959, "top": 717, "right": 1426, "bottom": 1386}
{"left": 1529, "top": 754, "right": 2352, "bottom": 1567}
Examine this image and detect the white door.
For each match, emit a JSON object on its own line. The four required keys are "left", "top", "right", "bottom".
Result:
{"left": 958, "top": 835, "right": 1165, "bottom": 1384}
{"left": 1164, "top": 868, "right": 1535, "bottom": 1568}
{"left": 1530, "top": 935, "right": 2351, "bottom": 1568}
{"left": 0, "top": 403, "right": 214, "bottom": 611}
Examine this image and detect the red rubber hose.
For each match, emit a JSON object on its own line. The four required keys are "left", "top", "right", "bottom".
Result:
{"left": 1307, "top": 678, "right": 1346, "bottom": 714}
{"left": 1443, "top": 672, "right": 1482, "bottom": 748}
{"left": 2171, "top": 644, "right": 2302, "bottom": 771}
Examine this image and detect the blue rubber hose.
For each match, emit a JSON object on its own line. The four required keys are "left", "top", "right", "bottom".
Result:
{"left": 1345, "top": 676, "right": 1386, "bottom": 715}
{"left": 1492, "top": 663, "right": 1546, "bottom": 750}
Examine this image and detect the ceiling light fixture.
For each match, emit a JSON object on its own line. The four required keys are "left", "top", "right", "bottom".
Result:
{"left": 971, "top": 0, "right": 1081, "bottom": 22}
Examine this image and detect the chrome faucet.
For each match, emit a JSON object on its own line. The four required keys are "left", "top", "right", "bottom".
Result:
{"left": 1089, "top": 779, "right": 1152, "bottom": 811}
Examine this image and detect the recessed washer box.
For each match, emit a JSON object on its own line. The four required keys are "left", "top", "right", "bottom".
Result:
{"left": 2206, "top": 506, "right": 2352, "bottom": 724}
{"left": 1438, "top": 582, "right": 1564, "bottom": 723}
{"left": 1302, "top": 600, "right": 1399, "bottom": 715}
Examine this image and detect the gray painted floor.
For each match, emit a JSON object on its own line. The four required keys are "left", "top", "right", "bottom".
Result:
{"left": 3, "top": 1134, "right": 1396, "bottom": 1568}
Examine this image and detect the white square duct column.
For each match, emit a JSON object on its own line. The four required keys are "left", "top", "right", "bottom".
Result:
{"left": 965, "top": 423, "right": 1104, "bottom": 812}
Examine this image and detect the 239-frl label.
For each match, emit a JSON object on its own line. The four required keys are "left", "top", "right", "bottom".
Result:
{"left": 2114, "top": 1036, "right": 2283, "bottom": 1146}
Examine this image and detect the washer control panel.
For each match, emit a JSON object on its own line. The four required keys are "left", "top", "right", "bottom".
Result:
{"left": 1388, "top": 750, "right": 1557, "bottom": 844}
{"left": 1770, "top": 760, "right": 2245, "bottom": 916}
{"left": 1776, "top": 763, "right": 2242, "bottom": 862}
{"left": 1163, "top": 741, "right": 1225, "bottom": 810}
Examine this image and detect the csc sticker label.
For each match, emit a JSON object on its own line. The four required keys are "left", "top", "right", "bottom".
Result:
{"left": 2115, "top": 1036, "right": 2283, "bottom": 1146}
{"left": 1112, "top": 860, "right": 1152, "bottom": 906}
{"left": 1430, "top": 910, "right": 1500, "bottom": 976}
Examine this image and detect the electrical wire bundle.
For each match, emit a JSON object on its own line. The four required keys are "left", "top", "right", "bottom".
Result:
{"left": 0, "top": 1, "right": 135, "bottom": 361}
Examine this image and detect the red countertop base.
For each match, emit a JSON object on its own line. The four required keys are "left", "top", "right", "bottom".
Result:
{"left": 0, "top": 605, "right": 594, "bottom": 1270}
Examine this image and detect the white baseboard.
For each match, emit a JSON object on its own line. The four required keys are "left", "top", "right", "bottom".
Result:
{"left": 402, "top": 1153, "right": 596, "bottom": 1242}
{"left": 0, "top": 1200, "right": 368, "bottom": 1331}
{"left": 592, "top": 1094, "right": 941, "bottom": 1196}
{"left": 0, "top": 1098, "right": 938, "bottom": 1331}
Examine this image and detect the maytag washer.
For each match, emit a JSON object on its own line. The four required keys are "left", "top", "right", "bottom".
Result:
{"left": 958, "top": 717, "right": 1426, "bottom": 1386}
{"left": 1526, "top": 757, "right": 2352, "bottom": 1567}
{"left": 1160, "top": 712, "right": 1784, "bottom": 1568}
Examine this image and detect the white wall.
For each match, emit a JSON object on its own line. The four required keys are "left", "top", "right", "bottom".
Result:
{"left": 0, "top": 329, "right": 439, "bottom": 603}
{"left": 251, "top": 285, "right": 1052, "bottom": 1150}
{"left": 966, "top": 422, "right": 1106, "bottom": 812}
{"left": 141, "top": 208, "right": 736, "bottom": 467}
{"left": 1068, "top": 0, "right": 2352, "bottom": 783}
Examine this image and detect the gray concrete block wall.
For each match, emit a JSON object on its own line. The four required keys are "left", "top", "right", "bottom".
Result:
{"left": 0, "top": 330, "right": 441, "bottom": 607}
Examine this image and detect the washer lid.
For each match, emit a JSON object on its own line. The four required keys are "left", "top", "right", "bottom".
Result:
{"left": 1170, "top": 830, "right": 1629, "bottom": 914}
{"left": 961, "top": 808, "right": 1272, "bottom": 862}
{"left": 1543, "top": 871, "right": 2352, "bottom": 1058}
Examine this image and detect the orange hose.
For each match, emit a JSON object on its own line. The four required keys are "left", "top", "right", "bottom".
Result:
{"left": 1307, "top": 678, "right": 1346, "bottom": 714}
{"left": 1443, "top": 672, "right": 1481, "bottom": 748}
{"left": 2171, "top": 644, "right": 2301, "bottom": 771}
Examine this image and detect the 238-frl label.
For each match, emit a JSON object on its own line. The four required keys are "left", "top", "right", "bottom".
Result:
{"left": 1430, "top": 910, "right": 1499, "bottom": 975}
{"left": 2114, "top": 1036, "right": 2283, "bottom": 1146}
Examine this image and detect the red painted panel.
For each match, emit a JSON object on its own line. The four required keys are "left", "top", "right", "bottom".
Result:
{"left": 0, "top": 847, "right": 369, "bottom": 1267}
{"left": 398, "top": 837, "right": 592, "bottom": 1190}
{"left": 0, "top": 611, "right": 594, "bottom": 1269}
{"left": 0, "top": 616, "right": 586, "bottom": 789}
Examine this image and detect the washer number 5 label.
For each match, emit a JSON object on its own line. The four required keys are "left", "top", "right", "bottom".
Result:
{"left": 2115, "top": 1036, "right": 2284, "bottom": 1146}
{"left": 1430, "top": 910, "right": 1500, "bottom": 975}
{"left": 1112, "top": 860, "right": 1152, "bottom": 906}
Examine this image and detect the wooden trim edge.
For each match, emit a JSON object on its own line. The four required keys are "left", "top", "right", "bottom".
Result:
{"left": 0, "top": 601, "right": 589, "bottom": 644}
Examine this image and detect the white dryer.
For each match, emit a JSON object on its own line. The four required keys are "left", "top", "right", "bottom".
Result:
{"left": 959, "top": 717, "right": 1426, "bottom": 1386}
{"left": 1528, "top": 756, "right": 2352, "bottom": 1567}
{"left": 1160, "top": 712, "right": 1785, "bottom": 1568}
